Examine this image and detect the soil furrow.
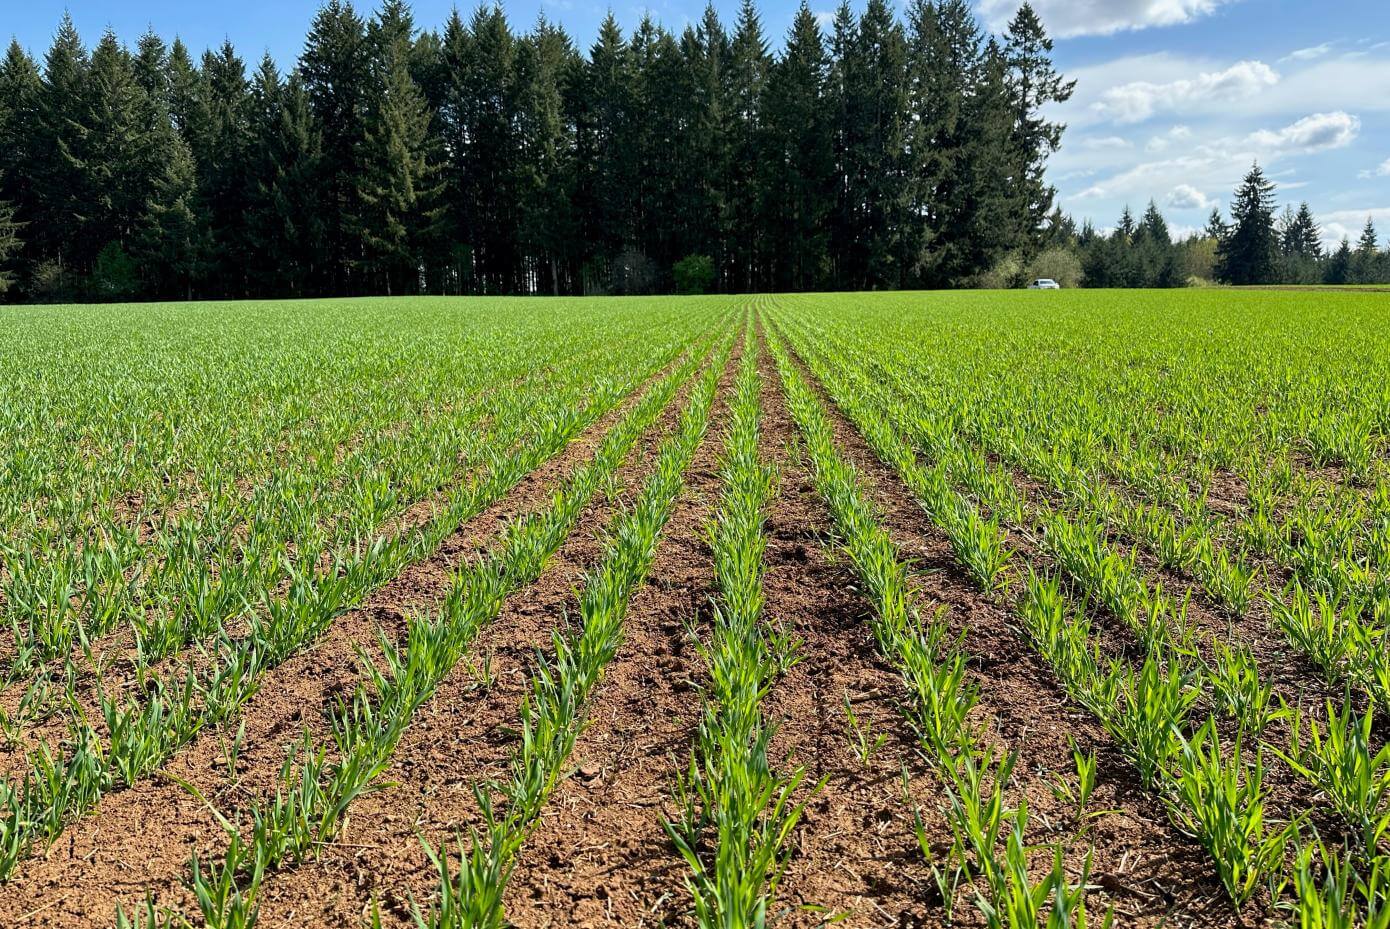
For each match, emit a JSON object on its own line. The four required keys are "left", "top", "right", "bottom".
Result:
{"left": 764, "top": 313, "right": 1263, "bottom": 928}
{"left": 246, "top": 344, "right": 720, "bottom": 929}
{"left": 498, "top": 335, "right": 742, "bottom": 928}
{"left": 0, "top": 347, "right": 705, "bottom": 929}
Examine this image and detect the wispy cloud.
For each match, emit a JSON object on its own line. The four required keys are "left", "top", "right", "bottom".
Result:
{"left": 1282, "top": 42, "right": 1334, "bottom": 62}
{"left": 1166, "top": 184, "right": 1218, "bottom": 210}
{"left": 1359, "top": 158, "right": 1390, "bottom": 179}
{"left": 1248, "top": 111, "right": 1361, "bottom": 153}
{"left": 1092, "top": 60, "right": 1279, "bottom": 123}
{"left": 978, "top": 0, "right": 1236, "bottom": 38}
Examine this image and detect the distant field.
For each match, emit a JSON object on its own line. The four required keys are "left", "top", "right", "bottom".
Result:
{"left": 1, "top": 291, "right": 1388, "bottom": 928}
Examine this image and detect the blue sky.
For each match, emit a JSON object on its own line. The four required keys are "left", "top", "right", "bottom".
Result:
{"left": 7, "top": 0, "right": 1390, "bottom": 245}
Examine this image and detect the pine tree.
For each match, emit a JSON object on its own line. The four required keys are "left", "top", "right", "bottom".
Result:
{"left": 256, "top": 74, "right": 325, "bottom": 295}
{"left": 629, "top": 20, "right": 690, "bottom": 282}
{"left": 577, "top": 13, "right": 636, "bottom": 291}
{"left": 1003, "top": 3, "right": 1074, "bottom": 250}
{"left": 193, "top": 42, "right": 254, "bottom": 295}
{"left": 1277, "top": 201, "right": 1321, "bottom": 284}
{"left": 515, "top": 17, "right": 580, "bottom": 294}
{"left": 0, "top": 41, "right": 41, "bottom": 293}
{"left": 685, "top": 4, "right": 732, "bottom": 285}
{"left": 1204, "top": 207, "right": 1229, "bottom": 243}
{"left": 725, "top": 0, "right": 771, "bottom": 291}
{"left": 138, "top": 135, "right": 208, "bottom": 299}
{"left": 353, "top": 0, "right": 444, "bottom": 295}
{"left": 1325, "top": 238, "right": 1352, "bottom": 285}
{"left": 0, "top": 198, "right": 21, "bottom": 295}
{"left": 1217, "top": 163, "right": 1277, "bottom": 285}
{"left": 166, "top": 39, "right": 202, "bottom": 137}
{"left": 301, "top": 0, "right": 371, "bottom": 292}
{"left": 1352, "top": 218, "right": 1382, "bottom": 284}
{"left": 31, "top": 14, "right": 92, "bottom": 288}
{"left": 763, "top": 2, "right": 832, "bottom": 291}
{"left": 909, "top": 0, "right": 986, "bottom": 286}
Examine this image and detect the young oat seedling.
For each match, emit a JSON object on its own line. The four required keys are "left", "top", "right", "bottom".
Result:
{"left": 1050, "top": 740, "right": 1101, "bottom": 821}
{"left": 843, "top": 690, "right": 887, "bottom": 766}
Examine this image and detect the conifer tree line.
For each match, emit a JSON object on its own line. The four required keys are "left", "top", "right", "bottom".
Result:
{"left": 1018, "top": 164, "right": 1390, "bottom": 289}
{"left": 0, "top": 0, "right": 1080, "bottom": 301}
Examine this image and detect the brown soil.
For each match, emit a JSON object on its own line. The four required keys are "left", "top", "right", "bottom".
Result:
{"left": 0, "top": 348, "right": 702, "bottom": 929}
{"left": 753, "top": 345, "right": 938, "bottom": 929}
{"left": 498, "top": 340, "right": 741, "bottom": 929}
{"left": 763, "top": 314, "right": 1269, "bottom": 928}
{"left": 245, "top": 344, "right": 721, "bottom": 928}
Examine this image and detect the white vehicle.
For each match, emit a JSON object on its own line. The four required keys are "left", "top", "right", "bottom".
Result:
{"left": 1028, "top": 278, "right": 1061, "bottom": 290}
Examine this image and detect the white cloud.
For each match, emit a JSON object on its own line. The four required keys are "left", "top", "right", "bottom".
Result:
{"left": 1092, "top": 60, "right": 1279, "bottom": 124}
{"left": 978, "top": 0, "right": 1235, "bottom": 38}
{"left": 1248, "top": 111, "right": 1360, "bottom": 153}
{"left": 1360, "top": 158, "right": 1390, "bottom": 179}
{"left": 1322, "top": 210, "right": 1390, "bottom": 247}
{"left": 1283, "top": 43, "right": 1333, "bottom": 63}
{"left": 1147, "top": 125, "right": 1193, "bottom": 152}
{"left": 1167, "top": 184, "right": 1217, "bottom": 210}
{"left": 1081, "top": 136, "right": 1133, "bottom": 150}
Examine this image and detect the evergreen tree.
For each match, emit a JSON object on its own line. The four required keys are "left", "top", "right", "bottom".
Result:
{"left": 1002, "top": 3, "right": 1073, "bottom": 250}
{"left": 725, "top": 0, "right": 771, "bottom": 291}
{"left": 1350, "top": 218, "right": 1384, "bottom": 283}
{"left": 1324, "top": 238, "right": 1352, "bottom": 285}
{"left": 0, "top": 198, "right": 21, "bottom": 295}
{"left": 138, "top": 136, "right": 208, "bottom": 299}
{"left": 353, "top": 0, "right": 444, "bottom": 294}
{"left": 515, "top": 18, "right": 580, "bottom": 295}
{"left": 254, "top": 74, "right": 325, "bottom": 295}
{"left": 301, "top": 0, "right": 371, "bottom": 292}
{"left": 1216, "top": 163, "right": 1278, "bottom": 285}
{"left": 833, "top": 0, "right": 908, "bottom": 289}
{"left": 193, "top": 42, "right": 254, "bottom": 295}
{"left": 1278, "top": 201, "right": 1321, "bottom": 284}
{"left": 576, "top": 13, "right": 637, "bottom": 291}
{"left": 31, "top": 15, "right": 92, "bottom": 288}
{"left": 166, "top": 39, "right": 202, "bottom": 137}
{"left": 1204, "top": 207, "right": 1229, "bottom": 243}
{"left": 0, "top": 41, "right": 41, "bottom": 291}
{"left": 1135, "top": 200, "right": 1179, "bottom": 287}
{"left": 763, "top": 2, "right": 832, "bottom": 290}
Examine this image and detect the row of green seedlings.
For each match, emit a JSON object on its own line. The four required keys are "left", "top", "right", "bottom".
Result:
{"left": 0, "top": 337, "right": 716, "bottom": 884}
{"left": 409, "top": 336, "right": 727, "bottom": 929}
{"left": 0, "top": 332, "right": 563, "bottom": 680}
{"left": 778, "top": 310, "right": 1373, "bottom": 754}
{"left": 765, "top": 325, "right": 1105, "bottom": 928}
{"left": 112, "top": 331, "right": 732, "bottom": 929}
{"left": 0, "top": 328, "right": 670, "bottom": 714}
{"left": 768, "top": 312, "right": 1390, "bottom": 923}
{"left": 920, "top": 334, "right": 1390, "bottom": 711}
{"left": 781, "top": 305, "right": 1390, "bottom": 819}
{"left": 664, "top": 331, "right": 812, "bottom": 927}
{"left": 776, "top": 302, "right": 1390, "bottom": 710}
{"left": 0, "top": 384, "right": 524, "bottom": 718}
{"left": 778, "top": 311, "right": 1387, "bottom": 834}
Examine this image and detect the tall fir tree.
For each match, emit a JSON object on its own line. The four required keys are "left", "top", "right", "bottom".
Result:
{"left": 1002, "top": 3, "right": 1073, "bottom": 251}
{"left": 0, "top": 198, "right": 21, "bottom": 294}
{"left": 1352, "top": 218, "right": 1382, "bottom": 284}
{"left": 763, "top": 2, "right": 832, "bottom": 291}
{"left": 725, "top": 0, "right": 771, "bottom": 291}
{"left": 31, "top": 15, "right": 92, "bottom": 290}
{"left": 353, "top": 0, "right": 444, "bottom": 294}
{"left": 301, "top": 0, "right": 371, "bottom": 292}
{"left": 1217, "top": 163, "right": 1278, "bottom": 285}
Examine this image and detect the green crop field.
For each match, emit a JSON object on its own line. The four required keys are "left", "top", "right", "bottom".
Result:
{"left": 1, "top": 291, "right": 1388, "bottom": 928}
